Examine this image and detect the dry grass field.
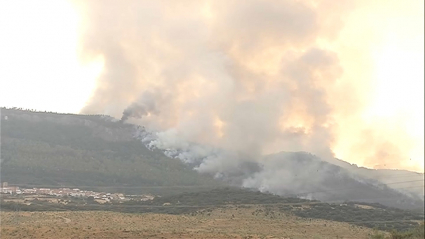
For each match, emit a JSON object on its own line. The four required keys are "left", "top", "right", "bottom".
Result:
{"left": 0, "top": 206, "right": 383, "bottom": 239}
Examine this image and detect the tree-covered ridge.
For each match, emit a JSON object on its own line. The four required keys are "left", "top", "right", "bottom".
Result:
{"left": 1, "top": 108, "right": 220, "bottom": 194}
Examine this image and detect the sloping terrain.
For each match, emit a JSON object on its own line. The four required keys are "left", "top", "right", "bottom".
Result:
{"left": 255, "top": 152, "right": 424, "bottom": 210}
{"left": 1, "top": 108, "right": 423, "bottom": 210}
{"left": 327, "top": 157, "right": 424, "bottom": 199}
{"left": 1, "top": 108, "right": 220, "bottom": 195}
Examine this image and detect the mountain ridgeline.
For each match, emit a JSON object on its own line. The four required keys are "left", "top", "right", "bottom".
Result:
{"left": 0, "top": 108, "right": 423, "bottom": 210}
{"left": 0, "top": 108, "right": 221, "bottom": 195}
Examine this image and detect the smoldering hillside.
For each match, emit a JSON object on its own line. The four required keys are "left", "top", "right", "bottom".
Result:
{"left": 135, "top": 126, "right": 424, "bottom": 210}
{"left": 0, "top": 108, "right": 222, "bottom": 195}
{"left": 1, "top": 108, "right": 424, "bottom": 210}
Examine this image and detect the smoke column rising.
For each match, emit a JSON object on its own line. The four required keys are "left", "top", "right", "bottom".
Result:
{"left": 75, "top": 0, "right": 423, "bottom": 174}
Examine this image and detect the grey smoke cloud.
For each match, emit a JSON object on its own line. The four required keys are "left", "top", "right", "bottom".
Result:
{"left": 77, "top": 0, "right": 356, "bottom": 192}
{"left": 120, "top": 90, "right": 165, "bottom": 122}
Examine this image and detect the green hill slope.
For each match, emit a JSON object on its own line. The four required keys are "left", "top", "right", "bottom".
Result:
{"left": 0, "top": 108, "right": 220, "bottom": 194}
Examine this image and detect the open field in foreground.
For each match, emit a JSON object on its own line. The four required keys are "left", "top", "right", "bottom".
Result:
{"left": 1, "top": 206, "right": 383, "bottom": 239}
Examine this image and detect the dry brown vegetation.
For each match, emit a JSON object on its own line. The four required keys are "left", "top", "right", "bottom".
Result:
{"left": 1, "top": 206, "right": 383, "bottom": 239}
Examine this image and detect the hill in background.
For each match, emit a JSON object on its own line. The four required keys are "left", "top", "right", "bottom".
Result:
{"left": 1, "top": 108, "right": 423, "bottom": 211}
{"left": 1, "top": 108, "right": 221, "bottom": 195}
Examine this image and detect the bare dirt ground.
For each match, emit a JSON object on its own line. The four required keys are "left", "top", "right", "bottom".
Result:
{"left": 0, "top": 206, "right": 383, "bottom": 239}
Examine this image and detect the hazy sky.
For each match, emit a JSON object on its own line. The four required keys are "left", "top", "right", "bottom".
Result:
{"left": 0, "top": 0, "right": 423, "bottom": 172}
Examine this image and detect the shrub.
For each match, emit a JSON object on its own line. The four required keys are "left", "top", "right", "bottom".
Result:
{"left": 369, "top": 230, "right": 385, "bottom": 239}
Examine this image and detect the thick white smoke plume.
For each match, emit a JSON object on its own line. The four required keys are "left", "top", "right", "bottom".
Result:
{"left": 77, "top": 0, "right": 407, "bottom": 197}
{"left": 78, "top": 0, "right": 351, "bottom": 156}
{"left": 133, "top": 126, "right": 337, "bottom": 194}
{"left": 134, "top": 126, "right": 425, "bottom": 206}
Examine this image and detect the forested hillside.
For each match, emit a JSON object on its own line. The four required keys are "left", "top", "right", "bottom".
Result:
{"left": 0, "top": 108, "right": 220, "bottom": 194}
{"left": 1, "top": 108, "right": 423, "bottom": 210}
